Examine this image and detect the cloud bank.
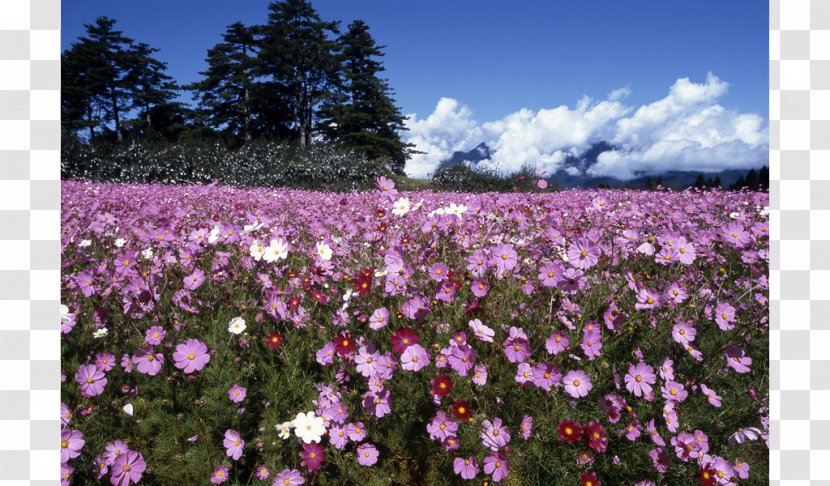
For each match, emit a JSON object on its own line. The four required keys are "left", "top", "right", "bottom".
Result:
{"left": 402, "top": 73, "right": 767, "bottom": 180}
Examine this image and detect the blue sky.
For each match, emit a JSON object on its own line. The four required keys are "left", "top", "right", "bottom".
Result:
{"left": 63, "top": 1, "right": 768, "bottom": 178}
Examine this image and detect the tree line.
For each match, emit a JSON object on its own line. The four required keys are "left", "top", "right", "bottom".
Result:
{"left": 61, "top": 0, "right": 413, "bottom": 174}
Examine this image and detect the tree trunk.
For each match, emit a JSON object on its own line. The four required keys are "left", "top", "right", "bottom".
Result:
{"left": 111, "top": 86, "right": 123, "bottom": 143}
{"left": 243, "top": 86, "right": 251, "bottom": 142}
{"left": 87, "top": 103, "right": 94, "bottom": 142}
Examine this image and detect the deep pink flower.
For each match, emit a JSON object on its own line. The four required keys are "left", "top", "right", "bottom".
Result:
{"left": 503, "top": 337, "right": 530, "bottom": 363}
{"left": 172, "top": 339, "right": 210, "bottom": 374}
{"left": 133, "top": 346, "right": 163, "bottom": 376}
{"left": 567, "top": 238, "right": 600, "bottom": 270}
{"left": 491, "top": 243, "right": 518, "bottom": 273}
{"left": 144, "top": 326, "right": 166, "bottom": 345}
{"left": 299, "top": 443, "right": 325, "bottom": 473}
{"left": 447, "top": 344, "right": 476, "bottom": 376}
{"left": 211, "top": 465, "right": 229, "bottom": 484}
{"left": 95, "top": 352, "right": 116, "bottom": 372}
{"left": 624, "top": 362, "right": 656, "bottom": 398}
{"left": 714, "top": 301, "right": 736, "bottom": 330}
{"left": 546, "top": 331, "right": 569, "bottom": 355}
{"left": 183, "top": 267, "right": 206, "bottom": 290}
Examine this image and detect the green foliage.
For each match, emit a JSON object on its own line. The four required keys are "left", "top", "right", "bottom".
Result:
{"left": 431, "top": 164, "right": 552, "bottom": 193}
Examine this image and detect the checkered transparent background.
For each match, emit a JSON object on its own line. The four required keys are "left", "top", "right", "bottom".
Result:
{"left": 0, "top": 0, "right": 819, "bottom": 483}
{"left": 0, "top": 0, "right": 61, "bottom": 484}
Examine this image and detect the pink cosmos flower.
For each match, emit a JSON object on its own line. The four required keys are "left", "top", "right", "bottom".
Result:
{"left": 538, "top": 261, "right": 564, "bottom": 287}
{"left": 355, "top": 345, "right": 381, "bottom": 378}
{"left": 453, "top": 456, "right": 479, "bottom": 480}
{"left": 183, "top": 267, "right": 206, "bottom": 290}
{"left": 133, "top": 346, "right": 163, "bottom": 376}
{"left": 700, "top": 383, "right": 722, "bottom": 407}
{"left": 546, "top": 331, "right": 569, "bottom": 355}
{"left": 95, "top": 352, "right": 116, "bottom": 372}
{"left": 427, "top": 411, "right": 458, "bottom": 442}
{"left": 674, "top": 237, "right": 697, "bottom": 264}
{"left": 60, "top": 429, "right": 84, "bottom": 463}
{"left": 490, "top": 243, "right": 518, "bottom": 273}
{"left": 110, "top": 450, "right": 146, "bottom": 486}
{"left": 563, "top": 370, "right": 592, "bottom": 398}
{"left": 448, "top": 344, "right": 476, "bottom": 376}
{"left": 650, "top": 448, "right": 670, "bottom": 473}
{"left": 537, "top": 179, "right": 548, "bottom": 189}
{"left": 228, "top": 384, "right": 247, "bottom": 403}
{"left": 671, "top": 321, "right": 696, "bottom": 346}
{"left": 483, "top": 452, "right": 510, "bottom": 483}
{"left": 273, "top": 468, "right": 305, "bottom": 485}
{"left": 714, "top": 301, "right": 736, "bottom": 330}
{"left": 567, "top": 238, "right": 600, "bottom": 270}
{"left": 515, "top": 362, "right": 533, "bottom": 385}
{"left": 347, "top": 422, "right": 367, "bottom": 441}
{"left": 662, "top": 381, "right": 688, "bottom": 402}
{"left": 467, "top": 249, "right": 490, "bottom": 276}
{"left": 362, "top": 388, "right": 391, "bottom": 418}
{"left": 723, "top": 222, "right": 751, "bottom": 247}
{"left": 255, "top": 465, "right": 271, "bottom": 481}
{"left": 400, "top": 344, "right": 430, "bottom": 371}
{"left": 624, "top": 362, "right": 656, "bottom": 398}
{"left": 646, "top": 419, "right": 666, "bottom": 446}
{"left": 104, "top": 440, "right": 130, "bottom": 465}
{"left": 520, "top": 415, "right": 534, "bottom": 440}
{"left": 580, "top": 329, "right": 602, "bottom": 361}
{"left": 329, "top": 424, "right": 349, "bottom": 449}
{"left": 356, "top": 443, "right": 379, "bottom": 466}
{"left": 480, "top": 417, "right": 511, "bottom": 451}
{"left": 428, "top": 262, "right": 448, "bottom": 281}
{"left": 223, "top": 429, "right": 244, "bottom": 461}
{"left": 376, "top": 176, "right": 397, "bottom": 194}
{"left": 468, "top": 319, "right": 495, "bottom": 342}
{"left": 172, "top": 339, "right": 210, "bottom": 374}
{"left": 532, "top": 363, "right": 561, "bottom": 391}
{"left": 470, "top": 279, "right": 490, "bottom": 297}
{"left": 472, "top": 364, "right": 488, "bottom": 386}
{"left": 144, "top": 326, "right": 166, "bottom": 345}
{"left": 625, "top": 421, "right": 642, "bottom": 441}
{"left": 635, "top": 288, "right": 661, "bottom": 310}
{"left": 75, "top": 364, "right": 107, "bottom": 397}
{"left": 299, "top": 443, "right": 325, "bottom": 473}
{"left": 369, "top": 307, "right": 389, "bottom": 330}
{"left": 724, "top": 346, "right": 752, "bottom": 373}
{"left": 503, "top": 336, "right": 530, "bottom": 363}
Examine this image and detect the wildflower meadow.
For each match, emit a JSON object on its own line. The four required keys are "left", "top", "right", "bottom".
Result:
{"left": 60, "top": 178, "right": 769, "bottom": 485}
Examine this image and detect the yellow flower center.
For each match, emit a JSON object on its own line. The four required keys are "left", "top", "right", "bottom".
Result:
{"left": 188, "top": 353, "right": 195, "bottom": 360}
{"left": 123, "top": 465, "right": 131, "bottom": 472}
{"left": 61, "top": 440, "right": 68, "bottom": 448}
{"left": 580, "top": 250, "right": 588, "bottom": 257}
{"left": 635, "top": 375, "right": 642, "bottom": 382}
{"left": 573, "top": 379, "right": 580, "bottom": 387}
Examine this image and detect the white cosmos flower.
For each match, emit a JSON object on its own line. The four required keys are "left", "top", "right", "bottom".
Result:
{"left": 242, "top": 221, "right": 264, "bottom": 234}
{"left": 208, "top": 225, "right": 221, "bottom": 244}
{"left": 250, "top": 239, "right": 266, "bottom": 261}
{"left": 115, "top": 238, "right": 126, "bottom": 248}
{"left": 141, "top": 248, "right": 154, "bottom": 260}
{"left": 392, "top": 197, "right": 411, "bottom": 216}
{"left": 79, "top": 239, "right": 92, "bottom": 248}
{"left": 316, "top": 241, "right": 333, "bottom": 261}
{"left": 412, "top": 199, "right": 425, "bottom": 211}
{"left": 263, "top": 238, "right": 289, "bottom": 263}
{"left": 343, "top": 289, "right": 354, "bottom": 302}
{"left": 228, "top": 317, "right": 246, "bottom": 335}
{"left": 276, "top": 421, "right": 293, "bottom": 440}
{"left": 93, "top": 328, "right": 108, "bottom": 339}
{"left": 729, "top": 212, "right": 741, "bottom": 219}
{"left": 292, "top": 412, "right": 326, "bottom": 444}
{"left": 447, "top": 203, "right": 468, "bottom": 218}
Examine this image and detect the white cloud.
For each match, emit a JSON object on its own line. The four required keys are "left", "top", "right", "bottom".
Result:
{"left": 402, "top": 73, "right": 767, "bottom": 180}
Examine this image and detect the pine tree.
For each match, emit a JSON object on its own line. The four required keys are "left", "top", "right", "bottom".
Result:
{"left": 62, "top": 42, "right": 101, "bottom": 142}
{"left": 258, "top": 0, "right": 341, "bottom": 148}
{"left": 124, "top": 42, "right": 179, "bottom": 137}
{"left": 321, "top": 20, "right": 411, "bottom": 173}
{"left": 694, "top": 173, "right": 705, "bottom": 189}
{"left": 731, "top": 175, "right": 745, "bottom": 190}
{"left": 745, "top": 168, "right": 758, "bottom": 189}
{"left": 77, "top": 17, "right": 137, "bottom": 143}
{"left": 713, "top": 176, "right": 722, "bottom": 189}
{"left": 190, "top": 22, "right": 267, "bottom": 144}
{"left": 758, "top": 165, "right": 769, "bottom": 190}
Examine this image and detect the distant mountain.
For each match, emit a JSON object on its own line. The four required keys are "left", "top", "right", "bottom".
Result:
{"left": 435, "top": 141, "right": 754, "bottom": 189}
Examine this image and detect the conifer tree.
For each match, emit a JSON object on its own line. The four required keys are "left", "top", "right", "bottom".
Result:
{"left": 321, "top": 20, "right": 411, "bottom": 173}
{"left": 258, "top": 0, "right": 341, "bottom": 148}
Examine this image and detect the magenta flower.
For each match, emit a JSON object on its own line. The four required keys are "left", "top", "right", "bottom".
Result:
{"left": 211, "top": 465, "right": 229, "bottom": 484}
{"left": 725, "top": 346, "right": 752, "bottom": 373}
{"left": 470, "top": 279, "right": 490, "bottom": 297}
{"left": 545, "top": 331, "right": 569, "bottom": 355}
{"left": 428, "top": 262, "right": 449, "bottom": 281}
{"left": 646, "top": 419, "right": 666, "bottom": 446}
{"left": 274, "top": 468, "right": 305, "bottom": 485}
{"left": 228, "top": 384, "right": 247, "bottom": 403}
{"left": 662, "top": 381, "right": 688, "bottom": 402}
{"left": 447, "top": 344, "right": 476, "bottom": 376}
{"left": 520, "top": 415, "right": 534, "bottom": 440}
{"left": 299, "top": 442, "right": 325, "bottom": 473}
{"left": 362, "top": 388, "right": 391, "bottom": 418}
{"left": 255, "top": 464, "right": 271, "bottom": 481}
{"left": 650, "top": 447, "right": 670, "bottom": 473}
{"left": 714, "top": 301, "right": 736, "bottom": 330}
{"left": 483, "top": 452, "right": 510, "bottom": 483}
{"left": 347, "top": 422, "right": 367, "bottom": 441}
{"left": 625, "top": 421, "right": 642, "bottom": 441}
{"left": 472, "top": 364, "right": 488, "bottom": 386}
{"left": 671, "top": 321, "right": 696, "bottom": 346}
{"left": 532, "top": 363, "right": 561, "bottom": 391}
{"left": 503, "top": 336, "right": 530, "bottom": 363}
{"left": 480, "top": 417, "right": 511, "bottom": 451}
{"left": 566, "top": 237, "right": 600, "bottom": 270}
{"left": 133, "top": 346, "right": 163, "bottom": 376}
{"left": 75, "top": 364, "right": 107, "bottom": 397}
{"left": 104, "top": 440, "right": 130, "bottom": 465}
{"left": 538, "top": 261, "right": 564, "bottom": 287}
{"left": 491, "top": 243, "right": 518, "bottom": 273}
{"left": 635, "top": 287, "right": 662, "bottom": 310}
{"left": 400, "top": 344, "right": 430, "bottom": 371}
{"left": 427, "top": 411, "right": 458, "bottom": 442}
{"left": 700, "top": 383, "right": 722, "bottom": 407}
{"left": 580, "top": 329, "right": 602, "bottom": 361}
{"left": 223, "top": 429, "right": 245, "bottom": 461}
{"left": 723, "top": 222, "right": 751, "bottom": 246}
{"left": 144, "top": 326, "right": 166, "bottom": 345}
{"left": 356, "top": 443, "right": 379, "bottom": 466}
{"left": 369, "top": 307, "right": 389, "bottom": 330}
{"left": 453, "top": 456, "right": 480, "bottom": 480}
{"left": 110, "top": 450, "right": 146, "bottom": 486}
{"left": 515, "top": 362, "right": 533, "bottom": 385}
{"left": 563, "top": 370, "right": 592, "bottom": 398}
{"left": 172, "top": 339, "right": 210, "bottom": 374}
{"left": 60, "top": 429, "right": 85, "bottom": 463}
{"left": 95, "top": 352, "right": 116, "bottom": 372}
{"left": 183, "top": 267, "right": 206, "bottom": 290}
{"left": 624, "top": 362, "right": 656, "bottom": 397}
{"left": 355, "top": 346, "right": 381, "bottom": 378}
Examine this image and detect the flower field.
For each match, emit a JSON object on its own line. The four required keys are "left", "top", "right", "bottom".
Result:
{"left": 60, "top": 178, "right": 769, "bottom": 485}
